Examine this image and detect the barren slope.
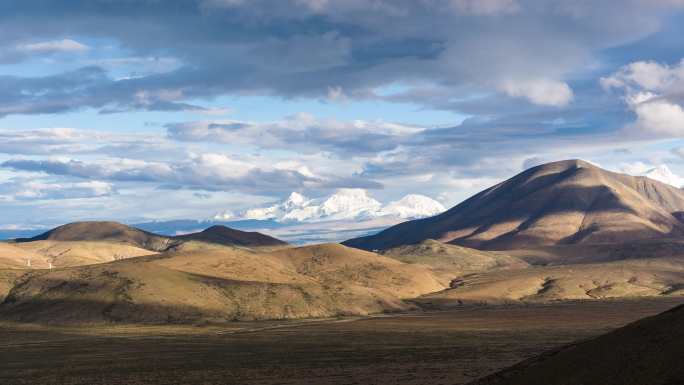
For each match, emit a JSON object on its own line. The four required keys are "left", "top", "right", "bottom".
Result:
{"left": 344, "top": 159, "right": 684, "bottom": 251}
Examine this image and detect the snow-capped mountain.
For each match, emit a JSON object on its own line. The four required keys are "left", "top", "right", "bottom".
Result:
{"left": 239, "top": 192, "right": 312, "bottom": 221}
{"left": 380, "top": 194, "right": 446, "bottom": 219}
{"left": 642, "top": 165, "right": 684, "bottom": 188}
{"left": 214, "top": 189, "right": 445, "bottom": 223}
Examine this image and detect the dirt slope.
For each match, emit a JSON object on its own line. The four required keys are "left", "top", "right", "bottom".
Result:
{"left": 472, "top": 303, "right": 684, "bottom": 385}
{"left": 344, "top": 159, "right": 684, "bottom": 251}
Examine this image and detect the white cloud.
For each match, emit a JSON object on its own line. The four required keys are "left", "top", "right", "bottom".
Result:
{"left": 0, "top": 179, "right": 114, "bottom": 200}
{"left": 500, "top": 78, "right": 574, "bottom": 107}
{"left": 602, "top": 58, "right": 684, "bottom": 136}
{"left": 18, "top": 39, "right": 90, "bottom": 53}
{"left": 631, "top": 99, "right": 684, "bottom": 136}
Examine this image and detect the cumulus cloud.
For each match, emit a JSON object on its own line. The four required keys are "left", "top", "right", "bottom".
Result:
{"left": 602, "top": 58, "right": 684, "bottom": 136}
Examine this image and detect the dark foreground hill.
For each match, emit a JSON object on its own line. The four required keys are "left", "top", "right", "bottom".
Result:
{"left": 344, "top": 159, "right": 684, "bottom": 251}
{"left": 471, "top": 302, "right": 684, "bottom": 385}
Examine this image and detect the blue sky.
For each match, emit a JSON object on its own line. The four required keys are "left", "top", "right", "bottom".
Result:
{"left": 2, "top": 0, "right": 684, "bottom": 228}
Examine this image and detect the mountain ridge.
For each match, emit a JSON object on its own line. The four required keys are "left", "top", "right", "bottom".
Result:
{"left": 14, "top": 221, "right": 288, "bottom": 251}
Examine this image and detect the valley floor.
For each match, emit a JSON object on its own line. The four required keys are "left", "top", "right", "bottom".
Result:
{"left": 1, "top": 298, "right": 681, "bottom": 385}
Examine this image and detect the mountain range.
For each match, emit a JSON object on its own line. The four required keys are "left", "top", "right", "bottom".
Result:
{"left": 214, "top": 189, "right": 446, "bottom": 222}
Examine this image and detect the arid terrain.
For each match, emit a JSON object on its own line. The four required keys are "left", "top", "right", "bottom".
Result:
{"left": 1, "top": 298, "right": 680, "bottom": 385}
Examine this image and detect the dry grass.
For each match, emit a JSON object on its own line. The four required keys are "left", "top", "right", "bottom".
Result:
{"left": 0, "top": 299, "right": 680, "bottom": 385}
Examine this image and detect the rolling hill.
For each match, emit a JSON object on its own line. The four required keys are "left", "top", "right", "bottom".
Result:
{"left": 418, "top": 256, "right": 684, "bottom": 305}
{"left": 1, "top": 222, "right": 290, "bottom": 270}
{"left": 344, "top": 159, "right": 684, "bottom": 251}
{"left": 0, "top": 243, "right": 445, "bottom": 324}
{"left": 471, "top": 303, "right": 684, "bottom": 385}
{"left": 18, "top": 221, "right": 173, "bottom": 252}
{"left": 381, "top": 239, "right": 529, "bottom": 285}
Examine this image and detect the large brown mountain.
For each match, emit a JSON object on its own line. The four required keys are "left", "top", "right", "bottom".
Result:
{"left": 344, "top": 159, "right": 684, "bottom": 251}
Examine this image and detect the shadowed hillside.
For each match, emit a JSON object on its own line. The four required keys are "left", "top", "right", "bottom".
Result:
{"left": 344, "top": 160, "right": 684, "bottom": 251}
{"left": 471, "top": 303, "right": 684, "bottom": 385}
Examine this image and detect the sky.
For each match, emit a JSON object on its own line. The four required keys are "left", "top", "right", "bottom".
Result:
{"left": 2, "top": 0, "right": 684, "bottom": 228}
